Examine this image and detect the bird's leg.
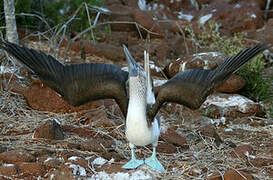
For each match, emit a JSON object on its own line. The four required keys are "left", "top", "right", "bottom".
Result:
{"left": 122, "top": 143, "right": 144, "bottom": 169}
{"left": 145, "top": 142, "right": 165, "bottom": 172}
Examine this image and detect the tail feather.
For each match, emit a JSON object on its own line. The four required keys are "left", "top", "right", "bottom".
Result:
{"left": 144, "top": 50, "right": 155, "bottom": 105}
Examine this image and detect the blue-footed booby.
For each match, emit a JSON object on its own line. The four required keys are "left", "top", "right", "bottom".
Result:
{"left": 0, "top": 40, "right": 269, "bottom": 172}
{"left": 122, "top": 45, "right": 163, "bottom": 171}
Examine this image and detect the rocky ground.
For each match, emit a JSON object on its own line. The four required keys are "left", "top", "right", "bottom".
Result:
{"left": 0, "top": 0, "right": 273, "bottom": 179}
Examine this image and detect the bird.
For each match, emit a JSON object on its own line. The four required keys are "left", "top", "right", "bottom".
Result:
{"left": 0, "top": 40, "right": 269, "bottom": 172}
{"left": 122, "top": 45, "right": 163, "bottom": 171}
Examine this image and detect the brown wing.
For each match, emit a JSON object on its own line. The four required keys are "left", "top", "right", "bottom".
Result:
{"left": 148, "top": 43, "right": 270, "bottom": 121}
{"left": 0, "top": 40, "right": 129, "bottom": 117}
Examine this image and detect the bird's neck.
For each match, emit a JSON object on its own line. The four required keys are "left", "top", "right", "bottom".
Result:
{"left": 126, "top": 78, "right": 148, "bottom": 125}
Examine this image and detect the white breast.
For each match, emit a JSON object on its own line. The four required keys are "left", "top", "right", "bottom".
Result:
{"left": 125, "top": 92, "right": 159, "bottom": 146}
{"left": 125, "top": 75, "right": 160, "bottom": 146}
{"left": 125, "top": 107, "right": 160, "bottom": 146}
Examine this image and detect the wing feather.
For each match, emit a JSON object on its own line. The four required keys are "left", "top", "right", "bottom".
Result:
{"left": 0, "top": 41, "right": 128, "bottom": 117}
{"left": 148, "top": 43, "right": 270, "bottom": 121}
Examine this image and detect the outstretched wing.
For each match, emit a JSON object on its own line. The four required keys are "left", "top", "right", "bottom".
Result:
{"left": 148, "top": 43, "right": 270, "bottom": 121}
{"left": 0, "top": 41, "right": 129, "bottom": 117}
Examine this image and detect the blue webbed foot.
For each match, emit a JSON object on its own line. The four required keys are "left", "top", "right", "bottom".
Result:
{"left": 122, "top": 158, "right": 144, "bottom": 169}
{"left": 122, "top": 143, "right": 144, "bottom": 170}
{"left": 145, "top": 155, "right": 165, "bottom": 172}
{"left": 144, "top": 143, "right": 165, "bottom": 172}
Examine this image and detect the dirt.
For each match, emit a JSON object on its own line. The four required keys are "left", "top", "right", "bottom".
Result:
{"left": 0, "top": 78, "right": 272, "bottom": 179}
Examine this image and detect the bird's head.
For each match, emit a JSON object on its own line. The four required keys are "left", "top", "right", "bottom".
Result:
{"left": 123, "top": 45, "right": 145, "bottom": 78}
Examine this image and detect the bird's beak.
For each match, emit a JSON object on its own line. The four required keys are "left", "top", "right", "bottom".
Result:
{"left": 123, "top": 45, "right": 138, "bottom": 77}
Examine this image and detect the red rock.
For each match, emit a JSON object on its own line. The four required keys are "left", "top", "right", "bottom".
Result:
{"left": 216, "top": 74, "right": 245, "bottom": 93}
{"left": 161, "top": 129, "right": 189, "bottom": 149}
{"left": 164, "top": 55, "right": 249, "bottom": 106}
{"left": 156, "top": 142, "right": 177, "bottom": 154}
{"left": 107, "top": 5, "right": 135, "bottom": 32}
{"left": 80, "top": 139, "right": 114, "bottom": 153}
{"left": 64, "top": 40, "right": 125, "bottom": 64}
{"left": 201, "top": 93, "right": 264, "bottom": 119}
{"left": 197, "top": 2, "right": 264, "bottom": 34}
{"left": 18, "top": 162, "right": 45, "bottom": 176}
{"left": 81, "top": 42, "right": 125, "bottom": 63}
{"left": 33, "top": 119, "right": 64, "bottom": 140}
{"left": 170, "top": 1, "right": 264, "bottom": 36}
{"left": 67, "top": 156, "right": 88, "bottom": 169}
{"left": 48, "top": 169, "right": 76, "bottom": 180}
{"left": 62, "top": 125, "right": 96, "bottom": 139}
{"left": 198, "top": 125, "right": 222, "bottom": 146}
{"left": 164, "top": 51, "right": 226, "bottom": 78}
{"left": 231, "top": 144, "right": 254, "bottom": 159}
{"left": 0, "top": 150, "right": 35, "bottom": 164}
{"left": 247, "top": 18, "right": 273, "bottom": 47}
{"left": 96, "top": 164, "right": 126, "bottom": 174}
{"left": 223, "top": 170, "right": 253, "bottom": 180}
{"left": 43, "top": 157, "right": 63, "bottom": 169}
{"left": 0, "top": 163, "right": 18, "bottom": 176}
{"left": 81, "top": 109, "right": 112, "bottom": 127}
{"left": 23, "top": 80, "right": 102, "bottom": 113}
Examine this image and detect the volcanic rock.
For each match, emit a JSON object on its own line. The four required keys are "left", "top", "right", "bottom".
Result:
{"left": 200, "top": 93, "right": 264, "bottom": 118}
{"left": 33, "top": 119, "right": 65, "bottom": 140}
